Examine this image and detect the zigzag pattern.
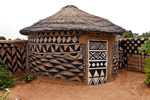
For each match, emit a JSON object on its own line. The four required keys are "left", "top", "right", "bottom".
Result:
{"left": 0, "top": 43, "right": 26, "bottom": 73}
{"left": 88, "top": 41, "right": 107, "bottom": 85}
{"left": 81, "top": 44, "right": 86, "bottom": 82}
{"left": 29, "top": 44, "right": 81, "bottom": 53}
{"left": 28, "top": 34, "right": 86, "bottom": 83}
{"left": 29, "top": 52, "right": 84, "bottom": 82}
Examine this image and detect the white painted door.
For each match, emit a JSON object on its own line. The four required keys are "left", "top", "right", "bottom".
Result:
{"left": 88, "top": 40, "right": 107, "bottom": 85}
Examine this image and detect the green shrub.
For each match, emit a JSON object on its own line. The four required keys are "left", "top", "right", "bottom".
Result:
{"left": 139, "top": 39, "right": 150, "bottom": 87}
{"left": 0, "top": 61, "right": 15, "bottom": 90}
{"left": 15, "top": 74, "right": 36, "bottom": 82}
{"left": 0, "top": 61, "right": 36, "bottom": 90}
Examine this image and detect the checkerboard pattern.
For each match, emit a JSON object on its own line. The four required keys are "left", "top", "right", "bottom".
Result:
{"left": 118, "top": 38, "right": 150, "bottom": 72}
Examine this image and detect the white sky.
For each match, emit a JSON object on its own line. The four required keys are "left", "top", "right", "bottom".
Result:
{"left": 0, "top": 0, "right": 150, "bottom": 40}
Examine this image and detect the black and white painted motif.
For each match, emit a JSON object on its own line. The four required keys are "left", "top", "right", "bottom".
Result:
{"left": 28, "top": 31, "right": 86, "bottom": 83}
{"left": 112, "top": 42, "right": 118, "bottom": 76}
{"left": 118, "top": 38, "right": 150, "bottom": 72}
{"left": 0, "top": 43, "right": 26, "bottom": 73}
{"left": 88, "top": 41, "right": 107, "bottom": 85}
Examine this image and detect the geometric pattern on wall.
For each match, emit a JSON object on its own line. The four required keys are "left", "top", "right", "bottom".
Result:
{"left": 88, "top": 69, "right": 106, "bottom": 85}
{"left": 29, "top": 52, "right": 84, "bottom": 82}
{"left": 89, "top": 51, "right": 107, "bottom": 60}
{"left": 118, "top": 51, "right": 124, "bottom": 69}
{"left": 28, "top": 31, "right": 86, "bottom": 83}
{"left": 29, "top": 36, "right": 79, "bottom": 44}
{"left": 28, "top": 31, "right": 112, "bottom": 40}
{"left": 89, "top": 61, "right": 106, "bottom": 68}
{"left": 0, "top": 43, "right": 26, "bottom": 73}
{"left": 28, "top": 44, "right": 81, "bottom": 53}
{"left": 118, "top": 38, "right": 150, "bottom": 72}
{"left": 88, "top": 41, "right": 107, "bottom": 85}
{"left": 89, "top": 41, "right": 107, "bottom": 50}
{"left": 112, "top": 42, "right": 118, "bottom": 76}
{"left": 81, "top": 43, "right": 86, "bottom": 83}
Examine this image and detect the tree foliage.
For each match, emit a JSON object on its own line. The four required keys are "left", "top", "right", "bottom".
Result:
{"left": 139, "top": 39, "right": 150, "bottom": 87}
{"left": 0, "top": 36, "right": 6, "bottom": 40}
{"left": 15, "top": 37, "right": 21, "bottom": 40}
{"left": 139, "top": 32, "right": 150, "bottom": 37}
{"left": 121, "top": 30, "right": 134, "bottom": 38}
{"left": 133, "top": 33, "right": 139, "bottom": 37}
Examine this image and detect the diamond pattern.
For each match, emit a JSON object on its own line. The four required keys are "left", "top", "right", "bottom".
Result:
{"left": 28, "top": 32, "right": 86, "bottom": 83}
{"left": 89, "top": 51, "right": 106, "bottom": 60}
{"left": 88, "top": 41, "right": 107, "bottom": 85}
{"left": 89, "top": 61, "right": 106, "bottom": 68}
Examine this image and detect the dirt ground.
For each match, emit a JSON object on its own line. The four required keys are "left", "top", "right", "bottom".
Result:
{"left": 6, "top": 70, "right": 150, "bottom": 100}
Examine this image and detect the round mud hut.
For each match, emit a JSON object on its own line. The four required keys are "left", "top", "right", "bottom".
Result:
{"left": 20, "top": 5, "right": 125, "bottom": 85}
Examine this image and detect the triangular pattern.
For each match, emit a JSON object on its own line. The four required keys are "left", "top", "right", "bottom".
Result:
{"left": 28, "top": 52, "right": 85, "bottom": 83}
{"left": 88, "top": 41, "right": 107, "bottom": 85}
{"left": 26, "top": 32, "right": 86, "bottom": 83}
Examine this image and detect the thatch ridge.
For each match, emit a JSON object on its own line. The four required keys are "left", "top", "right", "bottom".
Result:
{"left": 20, "top": 5, "right": 125, "bottom": 35}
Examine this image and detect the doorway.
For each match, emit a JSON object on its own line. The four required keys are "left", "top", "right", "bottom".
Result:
{"left": 88, "top": 40, "right": 108, "bottom": 85}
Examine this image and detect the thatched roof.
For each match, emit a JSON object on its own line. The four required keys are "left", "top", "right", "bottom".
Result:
{"left": 20, "top": 5, "right": 126, "bottom": 35}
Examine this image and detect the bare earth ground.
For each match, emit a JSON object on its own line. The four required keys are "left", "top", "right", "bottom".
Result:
{"left": 6, "top": 70, "right": 150, "bottom": 100}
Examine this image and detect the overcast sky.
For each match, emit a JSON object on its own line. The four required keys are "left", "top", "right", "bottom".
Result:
{"left": 0, "top": 0, "right": 150, "bottom": 40}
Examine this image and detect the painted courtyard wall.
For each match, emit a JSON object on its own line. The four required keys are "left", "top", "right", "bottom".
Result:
{"left": 118, "top": 38, "right": 150, "bottom": 72}
{"left": 0, "top": 40, "right": 28, "bottom": 74}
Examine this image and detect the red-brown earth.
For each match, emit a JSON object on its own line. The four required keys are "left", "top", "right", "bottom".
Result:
{"left": 5, "top": 70, "right": 150, "bottom": 100}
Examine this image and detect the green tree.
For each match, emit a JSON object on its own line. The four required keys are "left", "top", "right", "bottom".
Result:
{"left": 121, "top": 30, "right": 134, "bottom": 38}
{"left": 0, "top": 36, "right": 6, "bottom": 40}
{"left": 139, "top": 32, "right": 150, "bottom": 37}
{"left": 15, "top": 37, "right": 21, "bottom": 40}
{"left": 139, "top": 39, "right": 150, "bottom": 87}
{"left": 133, "top": 33, "right": 139, "bottom": 37}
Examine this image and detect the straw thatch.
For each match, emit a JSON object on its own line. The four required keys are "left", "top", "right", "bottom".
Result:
{"left": 20, "top": 5, "right": 125, "bottom": 35}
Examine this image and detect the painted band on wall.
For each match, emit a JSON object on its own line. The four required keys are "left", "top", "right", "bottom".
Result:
{"left": 28, "top": 31, "right": 86, "bottom": 83}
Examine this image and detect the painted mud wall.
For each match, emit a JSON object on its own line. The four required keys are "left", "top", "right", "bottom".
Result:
{"left": 1, "top": 36, "right": 148, "bottom": 84}
{"left": 28, "top": 30, "right": 116, "bottom": 84}
{"left": 28, "top": 31, "right": 86, "bottom": 83}
{"left": 112, "top": 42, "right": 118, "bottom": 77}
{"left": 118, "top": 38, "right": 150, "bottom": 72}
{"left": 0, "top": 40, "right": 27, "bottom": 74}
{"left": 79, "top": 33, "right": 116, "bottom": 84}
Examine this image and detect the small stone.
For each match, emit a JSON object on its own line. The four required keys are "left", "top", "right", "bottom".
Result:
{"left": 68, "top": 87, "right": 72, "bottom": 90}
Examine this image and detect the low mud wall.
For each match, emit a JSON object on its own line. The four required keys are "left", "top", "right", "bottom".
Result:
{"left": 0, "top": 40, "right": 28, "bottom": 74}
{"left": 118, "top": 38, "right": 150, "bottom": 72}
{"left": 0, "top": 37, "right": 149, "bottom": 76}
